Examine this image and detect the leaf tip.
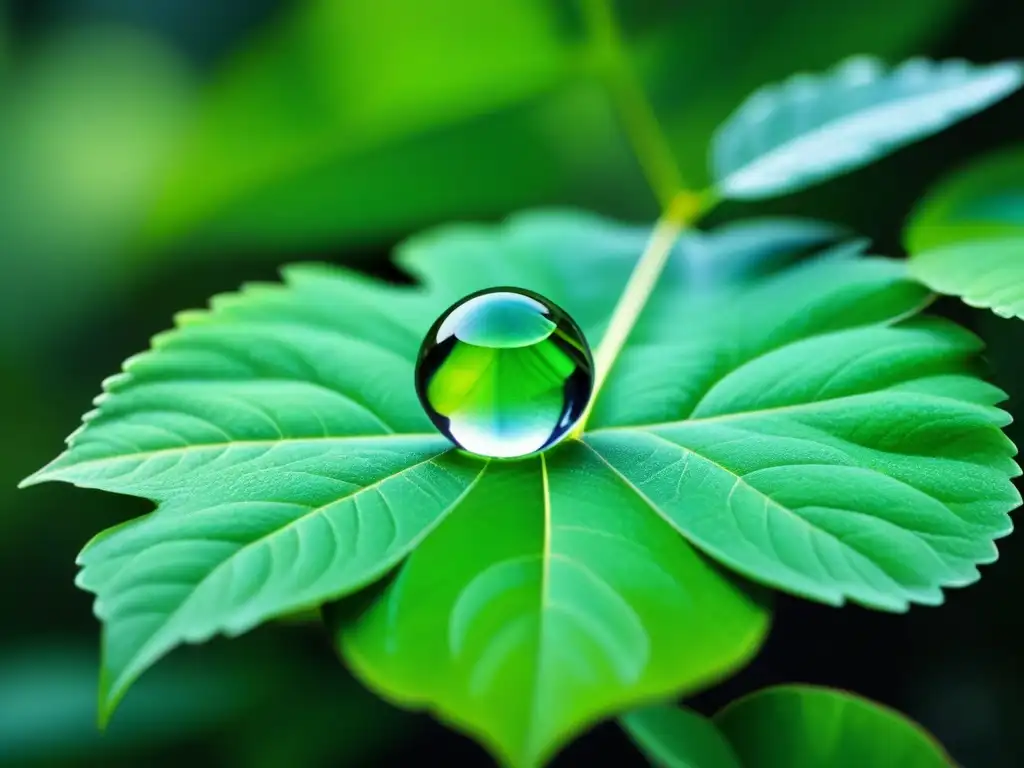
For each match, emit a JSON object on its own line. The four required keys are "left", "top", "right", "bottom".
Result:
{"left": 17, "top": 463, "right": 57, "bottom": 489}
{"left": 17, "top": 473, "right": 41, "bottom": 490}
{"left": 96, "top": 657, "right": 131, "bottom": 733}
{"left": 18, "top": 450, "right": 77, "bottom": 489}
{"left": 96, "top": 669, "right": 114, "bottom": 731}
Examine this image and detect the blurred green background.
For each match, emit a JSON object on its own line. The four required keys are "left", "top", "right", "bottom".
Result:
{"left": 1, "top": 0, "right": 1022, "bottom": 766}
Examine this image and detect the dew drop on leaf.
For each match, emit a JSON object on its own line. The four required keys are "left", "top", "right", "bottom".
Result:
{"left": 415, "top": 287, "right": 594, "bottom": 459}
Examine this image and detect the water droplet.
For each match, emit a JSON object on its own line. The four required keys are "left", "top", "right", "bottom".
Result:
{"left": 415, "top": 287, "right": 594, "bottom": 459}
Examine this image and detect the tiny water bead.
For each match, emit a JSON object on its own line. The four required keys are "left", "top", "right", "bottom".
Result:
{"left": 415, "top": 288, "right": 595, "bottom": 459}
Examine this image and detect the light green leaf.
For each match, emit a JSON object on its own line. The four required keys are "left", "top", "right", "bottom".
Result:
{"left": 622, "top": 704, "right": 742, "bottom": 768}
{"left": 712, "top": 57, "right": 1023, "bottom": 200}
{"left": 655, "top": 0, "right": 963, "bottom": 189}
{"left": 141, "top": 0, "right": 961, "bottom": 252}
{"left": 904, "top": 146, "right": 1024, "bottom": 320}
{"left": 905, "top": 145, "right": 1024, "bottom": 252}
{"left": 336, "top": 445, "right": 767, "bottom": 768}
{"left": 25, "top": 212, "right": 1017, "bottom": 764}
{"left": 714, "top": 685, "right": 953, "bottom": 767}
{"left": 909, "top": 237, "right": 1024, "bottom": 319}
{"left": 586, "top": 308, "right": 1019, "bottom": 609}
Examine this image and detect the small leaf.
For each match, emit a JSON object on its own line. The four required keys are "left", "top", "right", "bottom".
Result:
{"left": 714, "top": 685, "right": 953, "bottom": 767}
{"left": 909, "top": 237, "right": 1024, "bottom": 319}
{"left": 712, "top": 56, "right": 1023, "bottom": 200}
{"left": 622, "top": 705, "right": 742, "bottom": 768}
{"left": 905, "top": 145, "right": 1024, "bottom": 253}
{"left": 25, "top": 211, "right": 1018, "bottom": 764}
{"left": 905, "top": 145, "right": 1024, "bottom": 319}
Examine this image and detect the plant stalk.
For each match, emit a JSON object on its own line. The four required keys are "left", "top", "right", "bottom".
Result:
{"left": 580, "top": 0, "right": 683, "bottom": 208}
{"left": 571, "top": 191, "right": 708, "bottom": 437}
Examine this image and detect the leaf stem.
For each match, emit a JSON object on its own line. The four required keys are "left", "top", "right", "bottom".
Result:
{"left": 580, "top": 0, "right": 683, "bottom": 208}
{"left": 573, "top": 0, "right": 716, "bottom": 436}
{"left": 572, "top": 190, "right": 709, "bottom": 437}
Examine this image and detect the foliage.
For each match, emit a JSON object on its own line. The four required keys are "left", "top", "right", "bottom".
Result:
{"left": 712, "top": 57, "right": 1022, "bottom": 200}
{"left": 622, "top": 704, "right": 742, "bottom": 768}
{"left": 25, "top": 209, "right": 1019, "bottom": 763}
{"left": 905, "top": 145, "right": 1024, "bottom": 319}
{"left": 910, "top": 238, "right": 1024, "bottom": 319}
{"left": 625, "top": 686, "right": 951, "bottom": 768}
{"left": 18, "top": 4, "right": 1024, "bottom": 765}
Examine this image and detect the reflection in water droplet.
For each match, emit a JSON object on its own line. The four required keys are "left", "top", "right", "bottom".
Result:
{"left": 415, "top": 288, "right": 594, "bottom": 459}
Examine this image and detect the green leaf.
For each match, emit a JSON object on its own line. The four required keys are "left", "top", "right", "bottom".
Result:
{"left": 904, "top": 146, "right": 1024, "bottom": 319}
{"left": 79, "top": 441, "right": 485, "bottom": 721}
{"left": 711, "top": 57, "right": 1023, "bottom": 200}
{"left": 905, "top": 145, "right": 1024, "bottom": 252}
{"left": 25, "top": 211, "right": 1017, "bottom": 765}
{"left": 336, "top": 445, "right": 768, "bottom": 768}
{"left": 714, "top": 685, "right": 953, "bottom": 767}
{"left": 909, "top": 237, "right": 1024, "bottom": 320}
{"left": 622, "top": 687, "right": 953, "bottom": 768}
{"left": 141, "top": 0, "right": 962, "bottom": 252}
{"left": 622, "top": 705, "right": 742, "bottom": 768}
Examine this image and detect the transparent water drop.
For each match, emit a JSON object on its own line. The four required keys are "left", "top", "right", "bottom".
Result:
{"left": 415, "top": 287, "right": 594, "bottom": 459}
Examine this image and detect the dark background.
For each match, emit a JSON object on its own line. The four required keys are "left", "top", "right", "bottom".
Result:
{"left": 1, "top": 0, "right": 1023, "bottom": 766}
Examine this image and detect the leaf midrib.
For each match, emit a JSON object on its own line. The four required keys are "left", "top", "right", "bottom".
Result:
{"left": 22, "top": 433, "right": 444, "bottom": 486}
{"left": 586, "top": 386, "right": 985, "bottom": 434}
{"left": 524, "top": 452, "right": 554, "bottom": 767}
{"left": 581, "top": 437, "right": 907, "bottom": 608}
{"left": 106, "top": 450, "right": 488, "bottom": 702}
{"left": 718, "top": 67, "right": 1019, "bottom": 190}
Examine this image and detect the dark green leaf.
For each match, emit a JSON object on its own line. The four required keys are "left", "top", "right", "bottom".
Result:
{"left": 711, "top": 57, "right": 1022, "bottom": 200}
{"left": 714, "top": 685, "right": 953, "bottom": 767}
{"left": 622, "top": 704, "right": 742, "bottom": 768}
